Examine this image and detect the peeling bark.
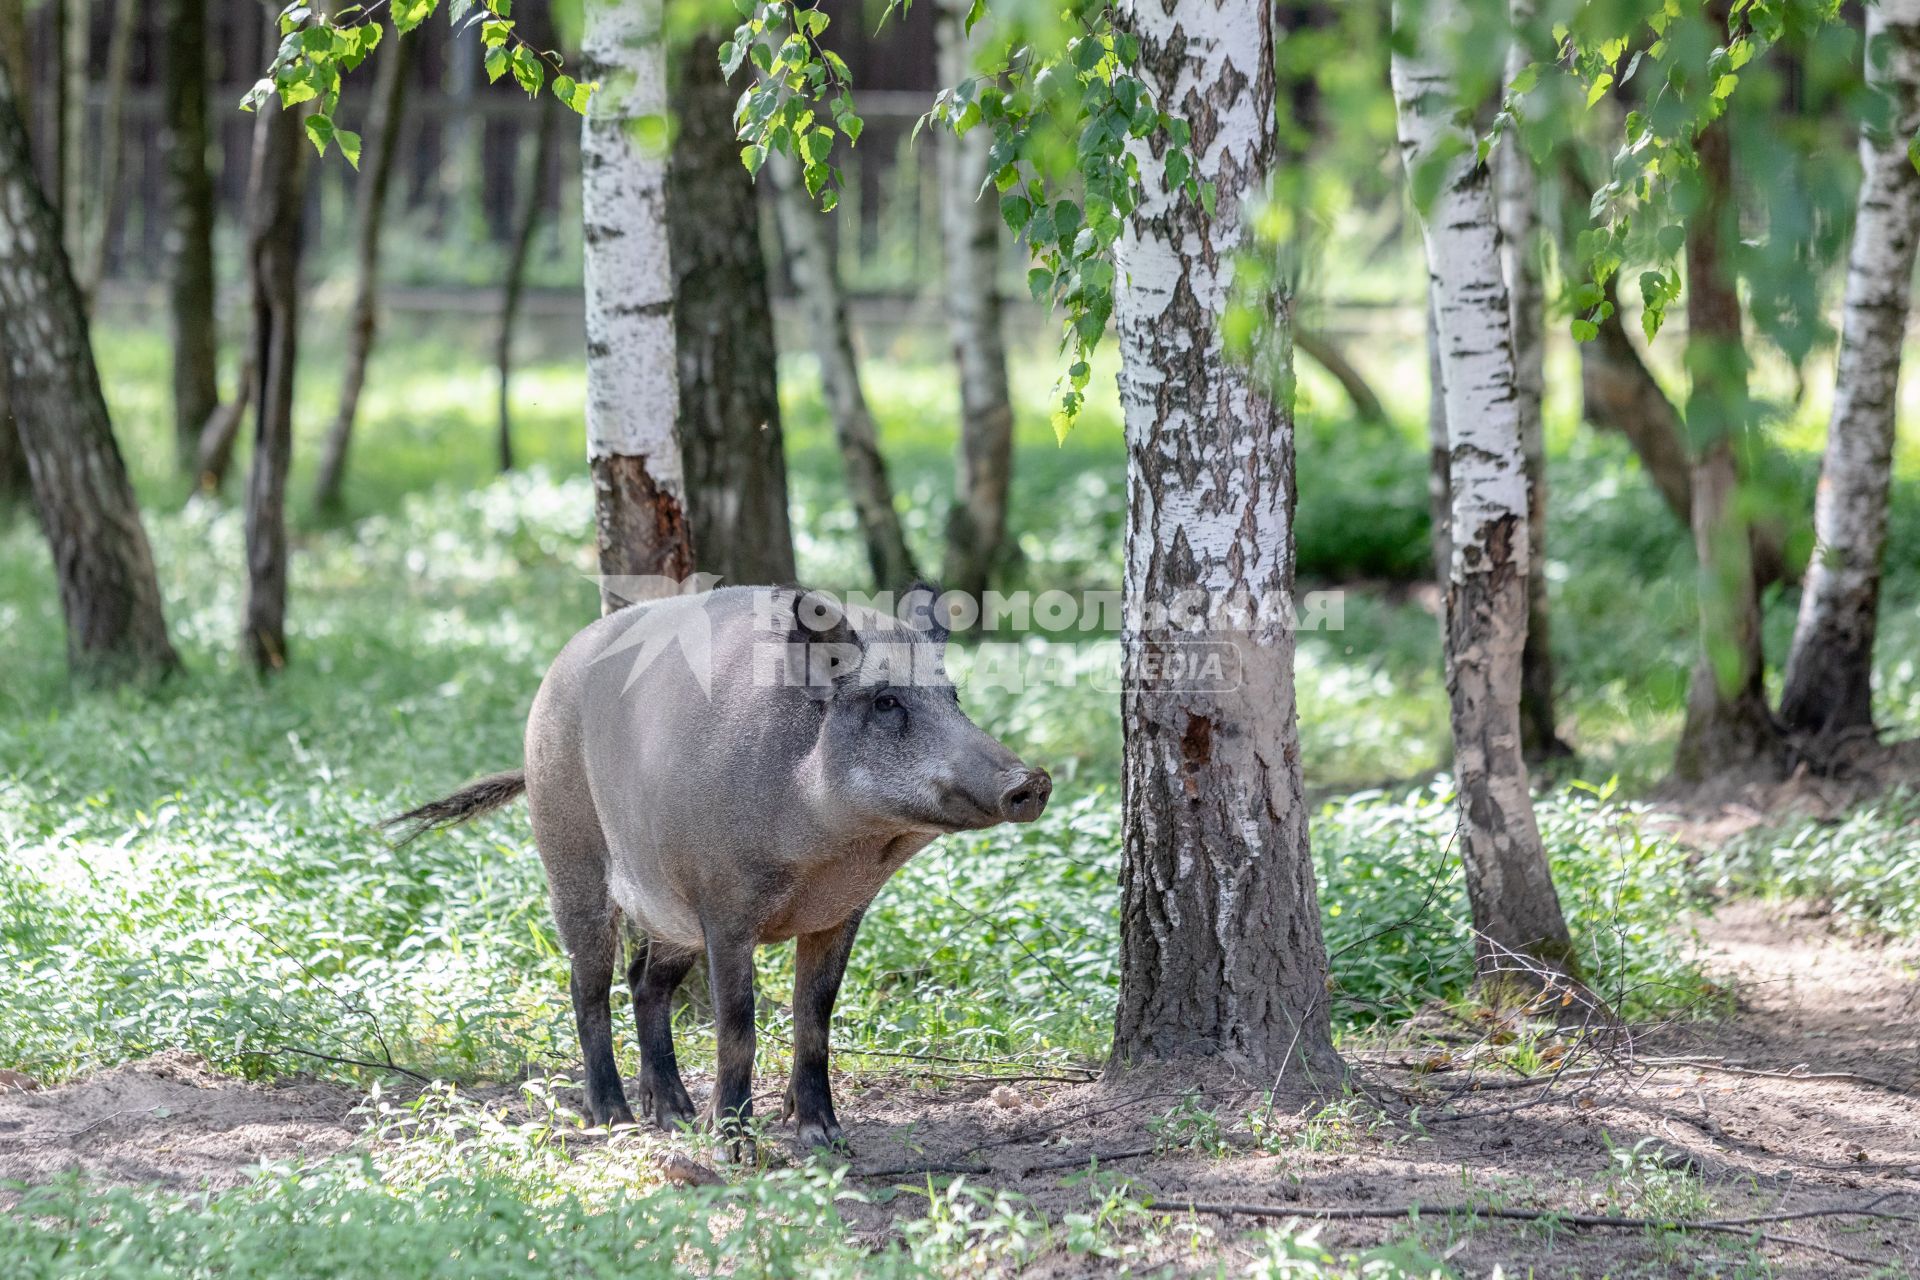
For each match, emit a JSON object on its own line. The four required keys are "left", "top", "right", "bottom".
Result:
{"left": 0, "top": 58, "right": 178, "bottom": 681}
{"left": 314, "top": 33, "right": 411, "bottom": 511}
{"left": 935, "top": 0, "right": 1014, "bottom": 603}
{"left": 1778, "top": 1, "right": 1920, "bottom": 740}
{"left": 581, "top": 0, "right": 695, "bottom": 610}
{"left": 1395, "top": 0, "right": 1577, "bottom": 988}
{"left": 161, "top": 0, "right": 220, "bottom": 471}
{"left": 1672, "top": 108, "right": 1784, "bottom": 781}
{"left": 1109, "top": 0, "right": 1340, "bottom": 1083}
{"left": 241, "top": 98, "right": 307, "bottom": 674}
{"left": 770, "top": 153, "right": 916, "bottom": 589}
{"left": 668, "top": 34, "right": 796, "bottom": 586}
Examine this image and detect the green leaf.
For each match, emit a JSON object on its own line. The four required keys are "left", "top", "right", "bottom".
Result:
{"left": 1027, "top": 267, "right": 1053, "bottom": 302}
{"left": 1570, "top": 317, "right": 1599, "bottom": 343}
{"left": 392, "top": 0, "right": 435, "bottom": 34}
{"left": 552, "top": 74, "right": 591, "bottom": 114}
{"left": 742, "top": 143, "right": 768, "bottom": 174}
{"left": 510, "top": 46, "right": 544, "bottom": 95}
{"left": 999, "top": 193, "right": 1032, "bottom": 233}
{"left": 484, "top": 45, "right": 508, "bottom": 83}
{"left": 303, "top": 112, "right": 335, "bottom": 157}
{"left": 840, "top": 111, "right": 863, "bottom": 146}
{"left": 336, "top": 128, "right": 363, "bottom": 169}
{"left": 481, "top": 19, "right": 511, "bottom": 46}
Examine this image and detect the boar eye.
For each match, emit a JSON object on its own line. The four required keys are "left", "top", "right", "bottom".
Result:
{"left": 873, "top": 692, "right": 901, "bottom": 713}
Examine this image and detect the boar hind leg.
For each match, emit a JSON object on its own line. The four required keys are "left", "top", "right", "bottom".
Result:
{"left": 626, "top": 933, "right": 698, "bottom": 1129}
{"left": 701, "top": 923, "right": 758, "bottom": 1161}
{"left": 784, "top": 911, "right": 863, "bottom": 1155}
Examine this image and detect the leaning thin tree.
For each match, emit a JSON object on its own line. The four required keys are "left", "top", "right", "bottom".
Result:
{"left": 1108, "top": 0, "right": 1340, "bottom": 1080}
{"left": 1778, "top": 0, "right": 1920, "bottom": 741}
{"left": 1394, "top": 0, "right": 1578, "bottom": 989}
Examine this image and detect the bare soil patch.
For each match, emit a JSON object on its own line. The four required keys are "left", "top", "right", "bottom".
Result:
{"left": 2, "top": 906, "right": 1914, "bottom": 1276}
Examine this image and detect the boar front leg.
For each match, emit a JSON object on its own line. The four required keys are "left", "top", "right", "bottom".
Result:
{"left": 702, "top": 922, "right": 758, "bottom": 1161}
{"left": 626, "top": 934, "right": 698, "bottom": 1130}
{"left": 784, "top": 910, "right": 863, "bottom": 1155}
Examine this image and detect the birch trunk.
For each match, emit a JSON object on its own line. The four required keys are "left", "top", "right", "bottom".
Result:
{"left": 313, "top": 33, "right": 410, "bottom": 510}
{"left": 580, "top": 0, "right": 694, "bottom": 610}
{"left": 1108, "top": 0, "right": 1339, "bottom": 1082}
{"left": 497, "top": 90, "right": 557, "bottom": 473}
{"left": 0, "top": 58, "right": 178, "bottom": 680}
{"left": 668, "top": 35, "right": 796, "bottom": 586}
{"left": 161, "top": 0, "right": 219, "bottom": 471}
{"left": 1426, "top": 297, "right": 1451, "bottom": 586}
{"left": 771, "top": 153, "right": 916, "bottom": 589}
{"left": 241, "top": 97, "right": 306, "bottom": 673}
{"left": 1778, "top": 0, "right": 1920, "bottom": 739}
{"left": 1394, "top": 0, "right": 1577, "bottom": 987}
{"left": 1495, "top": 20, "right": 1567, "bottom": 761}
{"left": 1672, "top": 110, "right": 1781, "bottom": 780}
{"left": 935, "top": 0, "right": 1014, "bottom": 604}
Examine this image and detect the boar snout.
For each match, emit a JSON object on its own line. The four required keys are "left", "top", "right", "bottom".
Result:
{"left": 998, "top": 766, "right": 1052, "bottom": 823}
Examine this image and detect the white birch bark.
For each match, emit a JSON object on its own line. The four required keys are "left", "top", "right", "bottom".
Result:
{"left": 1394, "top": 0, "right": 1575, "bottom": 984}
{"left": 1779, "top": 0, "right": 1920, "bottom": 737}
{"left": 580, "top": 0, "right": 692, "bottom": 606}
{"left": 1109, "top": 0, "right": 1338, "bottom": 1079}
{"left": 1495, "top": 1, "right": 1565, "bottom": 759}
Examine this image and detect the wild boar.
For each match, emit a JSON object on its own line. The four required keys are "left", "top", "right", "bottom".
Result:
{"left": 386, "top": 583, "right": 1051, "bottom": 1155}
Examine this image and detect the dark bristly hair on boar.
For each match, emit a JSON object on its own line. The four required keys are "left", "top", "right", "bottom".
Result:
{"left": 380, "top": 769, "right": 527, "bottom": 846}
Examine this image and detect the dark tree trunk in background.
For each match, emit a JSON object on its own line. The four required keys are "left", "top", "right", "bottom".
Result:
{"left": 935, "top": 0, "right": 1014, "bottom": 604}
{"left": 79, "top": 0, "right": 137, "bottom": 303}
{"left": 496, "top": 89, "right": 556, "bottom": 474}
{"left": 1110, "top": 0, "right": 1341, "bottom": 1083}
{"left": 241, "top": 101, "right": 307, "bottom": 673}
{"left": 667, "top": 37, "right": 797, "bottom": 586}
{"left": 1297, "top": 329, "right": 1387, "bottom": 425}
{"left": 771, "top": 155, "right": 916, "bottom": 590}
{"left": 1779, "top": 0, "right": 1920, "bottom": 741}
{"left": 55, "top": 0, "right": 84, "bottom": 259}
{"left": 313, "top": 33, "right": 411, "bottom": 511}
{"left": 0, "top": 0, "right": 28, "bottom": 513}
{"left": 162, "top": 0, "right": 221, "bottom": 473}
{"left": 1673, "top": 113, "right": 1782, "bottom": 781}
{"left": 0, "top": 61, "right": 179, "bottom": 680}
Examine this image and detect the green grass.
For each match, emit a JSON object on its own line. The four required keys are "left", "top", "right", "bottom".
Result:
{"left": 0, "top": 305, "right": 1914, "bottom": 1273}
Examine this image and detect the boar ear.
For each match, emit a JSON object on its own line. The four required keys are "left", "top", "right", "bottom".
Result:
{"left": 787, "top": 590, "right": 861, "bottom": 699}
{"left": 898, "top": 580, "right": 951, "bottom": 644}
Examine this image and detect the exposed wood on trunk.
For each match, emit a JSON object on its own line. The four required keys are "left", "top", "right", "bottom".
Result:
{"left": 1109, "top": 0, "right": 1341, "bottom": 1082}
{"left": 667, "top": 34, "right": 796, "bottom": 586}
{"left": 0, "top": 58, "right": 179, "bottom": 681}
{"left": 1395, "top": 0, "right": 1578, "bottom": 988}
{"left": 581, "top": 0, "right": 695, "bottom": 609}
{"left": 771, "top": 153, "right": 916, "bottom": 589}
{"left": 935, "top": 0, "right": 1014, "bottom": 604}
{"left": 313, "top": 33, "right": 411, "bottom": 511}
{"left": 1672, "top": 107, "right": 1783, "bottom": 781}
{"left": 1778, "top": 1, "right": 1920, "bottom": 740}
{"left": 496, "top": 87, "right": 557, "bottom": 474}
{"left": 79, "top": 0, "right": 136, "bottom": 304}
{"left": 161, "top": 0, "right": 220, "bottom": 471}
{"left": 241, "top": 99, "right": 307, "bottom": 673}
{"left": 1297, "top": 329, "right": 1387, "bottom": 425}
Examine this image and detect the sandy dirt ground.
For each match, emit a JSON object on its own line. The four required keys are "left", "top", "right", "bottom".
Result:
{"left": 3, "top": 901, "right": 1915, "bottom": 1276}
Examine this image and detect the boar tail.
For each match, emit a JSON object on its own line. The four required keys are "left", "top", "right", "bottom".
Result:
{"left": 381, "top": 769, "right": 527, "bottom": 846}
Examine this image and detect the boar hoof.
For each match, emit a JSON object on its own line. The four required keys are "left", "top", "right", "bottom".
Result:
{"left": 637, "top": 1079, "right": 697, "bottom": 1131}
{"left": 591, "top": 1100, "right": 637, "bottom": 1130}
{"left": 794, "top": 1118, "right": 853, "bottom": 1158}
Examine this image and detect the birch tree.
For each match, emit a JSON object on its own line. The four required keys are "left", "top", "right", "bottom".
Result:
{"left": 1108, "top": 0, "right": 1339, "bottom": 1080}
{"left": 935, "top": 0, "right": 1015, "bottom": 604}
{"left": 1495, "top": 5, "right": 1567, "bottom": 761}
{"left": 581, "top": 0, "right": 695, "bottom": 609}
{"left": 1778, "top": 0, "right": 1920, "bottom": 739}
{"left": 1394, "top": 0, "right": 1577, "bottom": 986}
{"left": 0, "top": 57, "right": 179, "bottom": 681}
